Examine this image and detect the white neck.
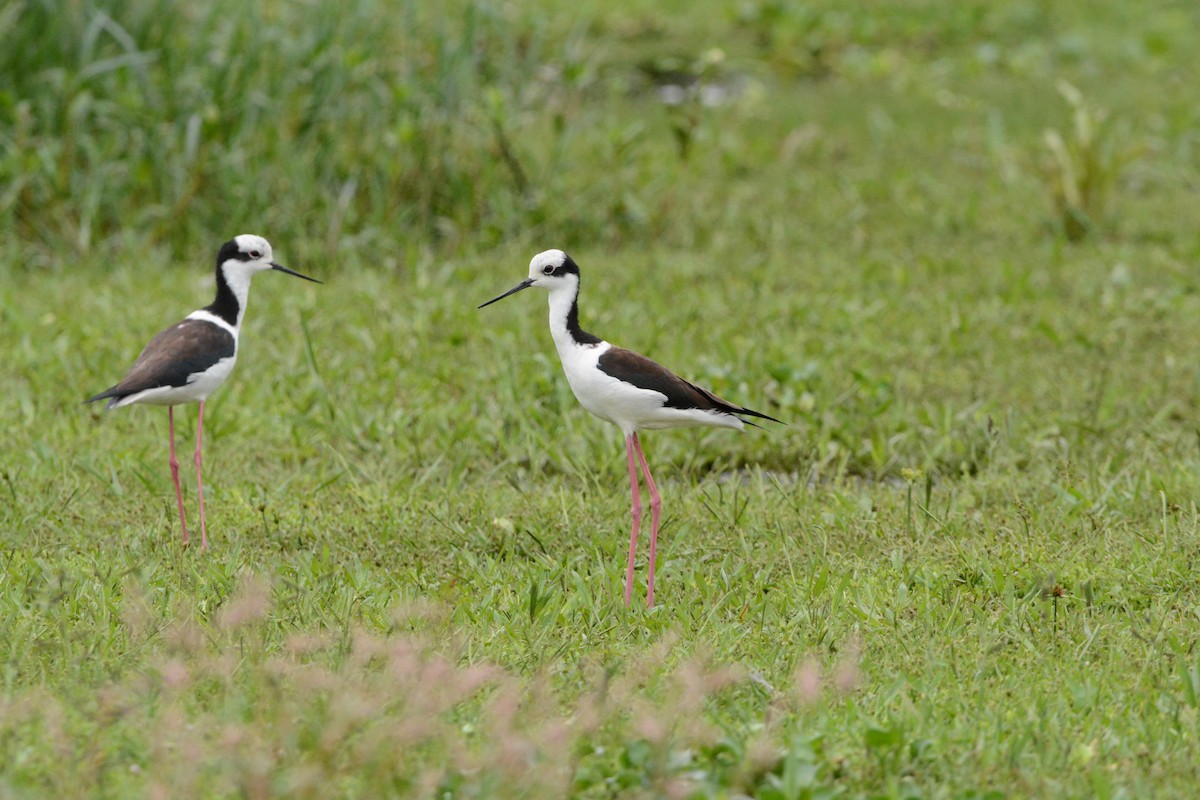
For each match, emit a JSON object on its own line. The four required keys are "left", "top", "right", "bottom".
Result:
{"left": 547, "top": 283, "right": 579, "bottom": 355}
{"left": 223, "top": 264, "right": 253, "bottom": 327}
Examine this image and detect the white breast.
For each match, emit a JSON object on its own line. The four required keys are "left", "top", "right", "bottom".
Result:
{"left": 555, "top": 341, "right": 678, "bottom": 434}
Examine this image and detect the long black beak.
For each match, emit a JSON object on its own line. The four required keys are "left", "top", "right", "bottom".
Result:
{"left": 478, "top": 278, "right": 533, "bottom": 309}
{"left": 272, "top": 262, "right": 322, "bottom": 284}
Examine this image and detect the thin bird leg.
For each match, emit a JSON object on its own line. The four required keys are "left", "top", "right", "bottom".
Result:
{"left": 632, "top": 433, "right": 662, "bottom": 608}
{"left": 168, "top": 406, "right": 189, "bottom": 545}
{"left": 624, "top": 433, "right": 642, "bottom": 607}
{"left": 194, "top": 400, "right": 209, "bottom": 551}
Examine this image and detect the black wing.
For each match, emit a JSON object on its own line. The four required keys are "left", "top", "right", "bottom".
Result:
{"left": 85, "top": 319, "right": 235, "bottom": 407}
{"left": 597, "top": 347, "right": 782, "bottom": 424}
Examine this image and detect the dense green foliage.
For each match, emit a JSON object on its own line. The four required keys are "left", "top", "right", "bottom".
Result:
{"left": 4, "top": 0, "right": 1200, "bottom": 796}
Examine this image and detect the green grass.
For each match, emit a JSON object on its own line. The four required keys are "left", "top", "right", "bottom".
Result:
{"left": 5, "top": 0, "right": 1200, "bottom": 796}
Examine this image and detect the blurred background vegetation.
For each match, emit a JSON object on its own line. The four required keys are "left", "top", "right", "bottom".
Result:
{"left": 3, "top": 0, "right": 1196, "bottom": 271}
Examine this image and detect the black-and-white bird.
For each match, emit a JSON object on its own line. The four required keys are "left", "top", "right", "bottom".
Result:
{"left": 479, "top": 249, "right": 781, "bottom": 607}
{"left": 85, "top": 234, "right": 320, "bottom": 549}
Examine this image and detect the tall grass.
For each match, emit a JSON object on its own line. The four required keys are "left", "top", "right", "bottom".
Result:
{"left": 3, "top": 0, "right": 816, "bottom": 269}
{"left": 0, "top": 0, "right": 604, "bottom": 264}
{"left": 6, "top": 0, "right": 1170, "bottom": 271}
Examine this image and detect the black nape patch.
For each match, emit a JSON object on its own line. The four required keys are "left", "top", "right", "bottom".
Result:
{"left": 207, "top": 275, "right": 240, "bottom": 327}
{"left": 566, "top": 298, "right": 602, "bottom": 345}
{"left": 551, "top": 254, "right": 580, "bottom": 278}
{"left": 209, "top": 240, "right": 256, "bottom": 325}
{"left": 215, "top": 239, "right": 254, "bottom": 265}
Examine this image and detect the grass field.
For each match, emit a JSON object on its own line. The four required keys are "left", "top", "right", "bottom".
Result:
{"left": 4, "top": 0, "right": 1200, "bottom": 796}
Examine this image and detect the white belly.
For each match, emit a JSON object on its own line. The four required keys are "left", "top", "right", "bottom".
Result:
{"left": 114, "top": 355, "right": 237, "bottom": 407}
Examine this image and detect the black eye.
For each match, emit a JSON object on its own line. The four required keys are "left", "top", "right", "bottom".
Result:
{"left": 249, "top": 250, "right": 262, "bottom": 259}
{"left": 542, "top": 265, "right": 554, "bottom": 275}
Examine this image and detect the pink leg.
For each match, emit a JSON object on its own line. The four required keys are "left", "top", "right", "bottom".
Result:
{"left": 623, "top": 434, "right": 642, "bottom": 607}
{"left": 168, "top": 407, "right": 189, "bottom": 545}
{"left": 194, "top": 400, "right": 209, "bottom": 551}
{"left": 632, "top": 434, "right": 661, "bottom": 608}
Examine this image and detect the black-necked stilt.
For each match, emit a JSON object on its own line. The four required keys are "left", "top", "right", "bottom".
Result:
{"left": 85, "top": 234, "right": 320, "bottom": 550}
{"left": 480, "top": 249, "right": 781, "bottom": 607}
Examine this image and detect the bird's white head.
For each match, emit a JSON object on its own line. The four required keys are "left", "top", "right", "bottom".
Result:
{"left": 209, "top": 235, "right": 320, "bottom": 325}
{"left": 526, "top": 249, "right": 579, "bottom": 289}
{"left": 215, "top": 234, "right": 320, "bottom": 287}
{"left": 478, "top": 249, "right": 580, "bottom": 309}
{"left": 217, "top": 234, "right": 277, "bottom": 278}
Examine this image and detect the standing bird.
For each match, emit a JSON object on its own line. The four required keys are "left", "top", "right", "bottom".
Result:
{"left": 85, "top": 234, "right": 320, "bottom": 550}
{"left": 479, "top": 249, "right": 781, "bottom": 607}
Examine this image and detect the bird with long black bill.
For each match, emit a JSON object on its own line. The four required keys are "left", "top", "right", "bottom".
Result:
{"left": 86, "top": 234, "right": 321, "bottom": 550}
{"left": 480, "top": 249, "right": 781, "bottom": 607}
